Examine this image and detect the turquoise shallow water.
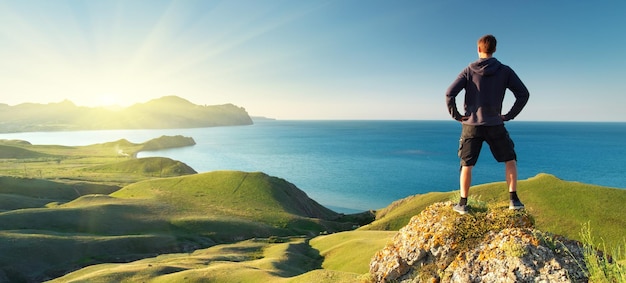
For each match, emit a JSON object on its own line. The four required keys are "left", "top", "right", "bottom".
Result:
{"left": 2, "top": 120, "right": 625, "bottom": 212}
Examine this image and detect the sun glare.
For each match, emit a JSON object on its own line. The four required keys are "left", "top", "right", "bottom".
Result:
{"left": 94, "top": 94, "right": 123, "bottom": 108}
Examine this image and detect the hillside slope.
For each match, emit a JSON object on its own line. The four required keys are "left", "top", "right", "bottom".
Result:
{"left": 0, "top": 144, "right": 53, "bottom": 159}
{"left": 360, "top": 173, "right": 626, "bottom": 250}
{"left": 44, "top": 174, "right": 626, "bottom": 283}
{"left": 0, "top": 176, "right": 120, "bottom": 211}
{"left": 82, "top": 156, "right": 197, "bottom": 176}
{"left": 0, "top": 136, "right": 197, "bottom": 185}
{"left": 0, "top": 171, "right": 362, "bottom": 282}
{"left": 111, "top": 171, "right": 343, "bottom": 222}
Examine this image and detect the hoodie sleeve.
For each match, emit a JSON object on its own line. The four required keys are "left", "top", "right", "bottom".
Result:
{"left": 502, "top": 68, "right": 529, "bottom": 121}
{"left": 445, "top": 69, "right": 467, "bottom": 121}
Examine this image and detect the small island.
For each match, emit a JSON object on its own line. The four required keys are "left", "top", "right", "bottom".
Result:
{"left": 116, "top": 135, "right": 197, "bottom": 157}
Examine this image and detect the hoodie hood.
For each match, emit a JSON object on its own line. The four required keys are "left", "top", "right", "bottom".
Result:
{"left": 469, "top": 57, "right": 502, "bottom": 76}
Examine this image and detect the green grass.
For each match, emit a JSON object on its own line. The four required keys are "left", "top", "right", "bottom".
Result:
{"left": 580, "top": 222, "right": 626, "bottom": 282}
{"left": 363, "top": 191, "right": 453, "bottom": 230}
{"left": 48, "top": 238, "right": 321, "bottom": 283}
{"left": 309, "top": 230, "right": 396, "bottom": 274}
{"left": 0, "top": 137, "right": 196, "bottom": 185}
{"left": 0, "top": 193, "right": 58, "bottom": 211}
{"left": 0, "top": 176, "right": 119, "bottom": 199}
{"left": 44, "top": 190, "right": 626, "bottom": 283}
{"left": 0, "top": 231, "right": 179, "bottom": 282}
{"left": 140, "top": 135, "right": 196, "bottom": 151}
{"left": 47, "top": 235, "right": 381, "bottom": 283}
{"left": 361, "top": 173, "right": 626, "bottom": 250}
{"left": 111, "top": 171, "right": 339, "bottom": 222}
{"left": 83, "top": 157, "right": 197, "bottom": 177}
{"left": 0, "top": 172, "right": 355, "bottom": 239}
{"left": 474, "top": 173, "right": 626, "bottom": 250}
{"left": 0, "top": 176, "right": 120, "bottom": 211}
{"left": 44, "top": 231, "right": 396, "bottom": 282}
{"left": 0, "top": 141, "right": 623, "bottom": 283}
{"left": 0, "top": 171, "right": 365, "bottom": 282}
{"left": 0, "top": 144, "right": 54, "bottom": 158}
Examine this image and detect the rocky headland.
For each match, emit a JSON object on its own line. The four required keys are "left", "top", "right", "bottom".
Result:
{"left": 369, "top": 202, "right": 588, "bottom": 283}
{"left": 0, "top": 96, "right": 253, "bottom": 133}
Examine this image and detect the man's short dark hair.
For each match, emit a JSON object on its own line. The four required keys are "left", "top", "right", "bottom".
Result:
{"left": 478, "top": 34, "right": 497, "bottom": 54}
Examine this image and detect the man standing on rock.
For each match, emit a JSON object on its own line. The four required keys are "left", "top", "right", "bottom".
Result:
{"left": 445, "top": 34, "right": 529, "bottom": 214}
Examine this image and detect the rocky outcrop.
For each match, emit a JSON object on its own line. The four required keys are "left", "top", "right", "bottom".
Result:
{"left": 369, "top": 202, "right": 588, "bottom": 282}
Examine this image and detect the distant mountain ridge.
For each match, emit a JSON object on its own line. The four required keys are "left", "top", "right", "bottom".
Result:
{"left": 0, "top": 96, "right": 253, "bottom": 133}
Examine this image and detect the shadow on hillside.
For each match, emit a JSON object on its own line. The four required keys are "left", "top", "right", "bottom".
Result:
{"left": 270, "top": 239, "right": 323, "bottom": 278}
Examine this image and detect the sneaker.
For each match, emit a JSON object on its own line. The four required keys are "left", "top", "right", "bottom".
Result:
{"left": 509, "top": 199, "right": 525, "bottom": 210}
{"left": 453, "top": 203, "right": 468, "bottom": 215}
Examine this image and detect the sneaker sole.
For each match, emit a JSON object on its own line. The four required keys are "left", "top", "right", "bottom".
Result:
{"left": 509, "top": 206, "right": 525, "bottom": 210}
{"left": 453, "top": 208, "right": 468, "bottom": 215}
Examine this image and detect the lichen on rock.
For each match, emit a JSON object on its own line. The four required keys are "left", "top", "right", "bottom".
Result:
{"left": 369, "top": 201, "right": 588, "bottom": 283}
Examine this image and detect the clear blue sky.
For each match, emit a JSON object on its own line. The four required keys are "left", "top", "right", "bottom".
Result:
{"left": 1, "top": 0, "right": 624, "bottom": 121}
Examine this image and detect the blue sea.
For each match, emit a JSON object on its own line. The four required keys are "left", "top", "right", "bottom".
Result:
{"left": 1, "top": 121, "right": 624, "bottom": 213}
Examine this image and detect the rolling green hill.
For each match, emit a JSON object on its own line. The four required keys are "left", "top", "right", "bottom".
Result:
{"left": 0, "top": 176, "right": 120, "bottom": 211}
{"left": 82, "top": 157, "right": 197, "bottom": 177}
{"left": 0, "top": 136, "right": 197, "bottom": 185}
{"left": 0, "top": 144, "right": 53, "bottom": 159}
{"left": 112, "top": 171, "right": 338, "bottom": 220}
{"left": 48, "top": 233, "right": 392, "bottom": 283}
{"left": 0, "top": 171, "right": 363, "bottom": 282}
{"left": 0, "top": 170, "right": 623, "bottom": 282}
{"left": 360, "top": 173, "right": 626, "bottom": 250}
{"left": 48, "top": 173, "right": 626, "bottom": 282}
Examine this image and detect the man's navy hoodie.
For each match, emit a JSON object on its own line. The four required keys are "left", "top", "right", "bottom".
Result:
{"left": 446, "top": 57, "right": 529, "bottom": 126}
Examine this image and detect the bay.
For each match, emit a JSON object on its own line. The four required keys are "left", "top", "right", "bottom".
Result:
{"left": 1, "top": 121, "right": 624, "bottom": 213}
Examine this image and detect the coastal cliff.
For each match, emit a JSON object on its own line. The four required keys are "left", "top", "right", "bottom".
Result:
{"left": 369, "top": 202, "right": 588, "bottom": 282}
{"left": 0, "top": 96, "right": 253, "bottom": 133}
